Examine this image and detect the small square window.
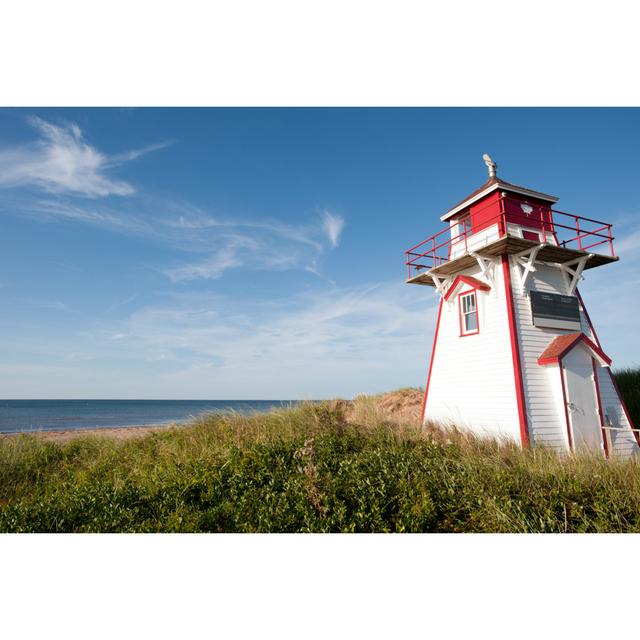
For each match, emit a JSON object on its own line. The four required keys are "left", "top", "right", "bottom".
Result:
{"left": 459, "top": 291, "right": 479, "bottom": 336}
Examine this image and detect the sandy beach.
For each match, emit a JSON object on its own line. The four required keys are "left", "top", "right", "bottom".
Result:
{"left": 0, "top": 423, "right": 182, "bottom": 443}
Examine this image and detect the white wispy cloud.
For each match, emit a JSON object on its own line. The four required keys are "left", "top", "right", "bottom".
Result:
{"left": 161, "top": 208, "right": 344, "bottom": 282}
{"left": 164, "top": 236, "right": 256, "bottom": 282}
{"left": 108, "top": 141, "right": 174, "bottom": 164}
{"left": 0, "top": 116, "right": 171, "bottom": 198}
{"left": 613, "top": 227, "right": 640, "bottom": 257}
{"left": 0, "top": 117, "right": 343, "bottom": 282}
{"left": 26, "top": 199, "right": 144, "bottom": 230}
{"left": 163, "top": 233, "right": 306, "bottom": 283}
{"left": 80, "top": 282, "right": 436, "bottom": 398}
{"left": 13, "top": 198, "right": 346, "bottom": 282}
{"left": 105, "top": 294, "right": 139, "bottom": 314}
{"left": 322, "top": 210, "right": 345, "bottom": 247}
{"left": 162, "top": 205, "right": 326, "bottom": 252}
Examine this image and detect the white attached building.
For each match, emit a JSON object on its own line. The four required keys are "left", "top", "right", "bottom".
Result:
{"left": 406, "top": 156, "right": 638, "bottom": 458}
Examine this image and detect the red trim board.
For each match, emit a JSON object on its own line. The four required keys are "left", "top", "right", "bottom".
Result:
{"left": 421, "top": 298, "right": 444, "bottom": 423}
{"left": 501, "top": 255, "right": 529, "bottom": 447}
{"left": 443, "top": 275, "right": 490, "bottom": 301}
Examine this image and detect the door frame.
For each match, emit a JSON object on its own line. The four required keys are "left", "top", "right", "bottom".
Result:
{"left": 559, "top": 354, "right": 608, "bottom": 457}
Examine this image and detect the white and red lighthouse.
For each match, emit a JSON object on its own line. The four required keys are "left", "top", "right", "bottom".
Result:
{"left": 406, "top": 156, "right": 638, "bottom": 458}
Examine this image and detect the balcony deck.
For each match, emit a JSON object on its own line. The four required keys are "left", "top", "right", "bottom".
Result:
{"left": 405, "top": 195, "right": 618, "bottom": 286}
{"left": 406, "top": 235, "right": 618, "bottom": 286}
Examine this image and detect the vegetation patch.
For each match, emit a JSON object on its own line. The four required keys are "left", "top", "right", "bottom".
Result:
{"left": 1, "top": 373, "right": 640, "bottom": 533}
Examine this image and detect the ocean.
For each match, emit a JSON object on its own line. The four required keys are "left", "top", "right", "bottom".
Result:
{"left": 0, "top": 399, "right": 301, "bottom": 434}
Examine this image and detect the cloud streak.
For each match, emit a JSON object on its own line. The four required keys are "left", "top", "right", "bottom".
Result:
{"left": 0, "top": 116, "right": 170, "bottom": 198}
{"left": 613, "top": 227, "right": 640, "bottom": 257}
{"left": 164, "top": 236, "right": 255, "bottom": 282}
{"left": 13, "top": 197, "right": 346, "bottom": 283}
{"left": 159, "top": 207, "right": 344, "bottom": 282}
{"left": 322, "top": 210, "right": 345, "bottom": 247}
{"left": 82, "top": 282, "right": 436, "bottom": 398}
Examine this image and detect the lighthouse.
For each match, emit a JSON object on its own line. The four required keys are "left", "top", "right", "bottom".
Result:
{"left": 406, "top": 157, "right": 638, "bottom": 458}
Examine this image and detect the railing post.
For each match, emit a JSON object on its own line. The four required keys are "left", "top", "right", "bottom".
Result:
{"left": 575, "top": 216, "right": 582, "bottom": 251}
{"left": 608, "top": 225, "right": 614, "bottom": 256}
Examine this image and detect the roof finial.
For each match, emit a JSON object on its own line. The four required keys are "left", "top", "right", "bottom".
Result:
{"left": 482, "top": 153, "right": 497, "bottom": 178}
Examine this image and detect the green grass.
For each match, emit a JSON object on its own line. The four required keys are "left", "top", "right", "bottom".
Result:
{"left": 1, "top": 376, "right": 640, "bottom": 532}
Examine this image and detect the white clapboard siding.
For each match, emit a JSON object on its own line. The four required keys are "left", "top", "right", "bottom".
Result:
{"left": 509, "top": 262, "right": 571, "bottom": 450}
{"left": 596, "top": 366, "right": 638, "bottom": 459}
{"left": 424, "top": 262, "right": 521, "bottom": 442}
{"left": 510, "top": 262, "right": 638, "bottom": 457}
{"left": 577, "top": 289, "right": 638, "bottom": 458}
{"left": 450, "top": 224, "right": 501, "bottom": 259}
{"left": 505, "top": 224, "right": 557, "bottom": 246}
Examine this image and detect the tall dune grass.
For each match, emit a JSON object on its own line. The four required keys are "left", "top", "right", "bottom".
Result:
{"left": 2, "top": 379, "right": 640, "bottom": 532}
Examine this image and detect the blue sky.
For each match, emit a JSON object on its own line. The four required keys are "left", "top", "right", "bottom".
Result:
{"left": 1, "top": 108, "right": 639, "bottom": 399}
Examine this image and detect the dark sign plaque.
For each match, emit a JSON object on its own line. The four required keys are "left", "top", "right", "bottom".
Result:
{"left": 529, "top": 291, "right": 581, "bottom": 330}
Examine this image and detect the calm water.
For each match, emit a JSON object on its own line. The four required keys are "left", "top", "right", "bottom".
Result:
{"left": 0, "top": 399, "right": 301, "bottom": 434}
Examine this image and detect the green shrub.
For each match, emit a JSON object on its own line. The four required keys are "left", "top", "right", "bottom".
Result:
{"left": 614, "top": 368, "right": 640, "bottom": 428}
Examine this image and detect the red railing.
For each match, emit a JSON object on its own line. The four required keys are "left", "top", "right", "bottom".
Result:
{"left": 405, "top": 195, "right": 615, "bottom": 279}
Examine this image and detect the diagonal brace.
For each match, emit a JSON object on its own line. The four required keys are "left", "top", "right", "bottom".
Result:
{"left": 559, "top": 255, "right": 591, "bottom": 295}
{"left": 470, "top": 253, "right": 496, "bottom": 285}
{"left": 430, "top": 273, "right": 453, "bottom": 298}
{"left": 512, "top": 244, "right": 543, "bottom": 294}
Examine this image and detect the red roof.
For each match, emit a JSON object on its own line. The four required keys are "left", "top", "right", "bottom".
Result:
{"left": 445, "top": 176, "right": 500, "bottom": 213}
{"left": 537, "top": 332, "right": 611, "bottom": 366}
{"left": 444, "top": 275, "right": 491, "bottom": 301}
{"left": 442, "top": 176, "right": 559, "bottom": 221}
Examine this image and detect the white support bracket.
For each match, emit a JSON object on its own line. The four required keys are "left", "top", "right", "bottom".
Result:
{"left": 558, "top": 254, "right": 591, "bottom": 295}
{"left": 470, "top": 252, "right": 496, "bottom": 285}
{"left": 430, "top": 273, "right": 453, "bottom": 299}
{"left": 511, "top": 244, "right": 543, "bottom": 294}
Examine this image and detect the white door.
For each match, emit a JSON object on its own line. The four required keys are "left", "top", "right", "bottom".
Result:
{"left": 562, "top": 347, "right": 603, "bottom": 453}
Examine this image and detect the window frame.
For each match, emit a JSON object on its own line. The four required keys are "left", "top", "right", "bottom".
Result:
{"left": 522, "top": 229, "right": 541, "bottom": 242}
{"left": 452, "top": 212, "right": 471, "bottom": 239}
{"left": 458, "top": 289, "right": 480, "bottom": 337}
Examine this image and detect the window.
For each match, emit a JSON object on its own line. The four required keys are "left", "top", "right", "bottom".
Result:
{"left": 459, "top": 291, "right": 479, "bottom": 336}
{"left": 453, "top": 213, "right": 471, "bottom": 240}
